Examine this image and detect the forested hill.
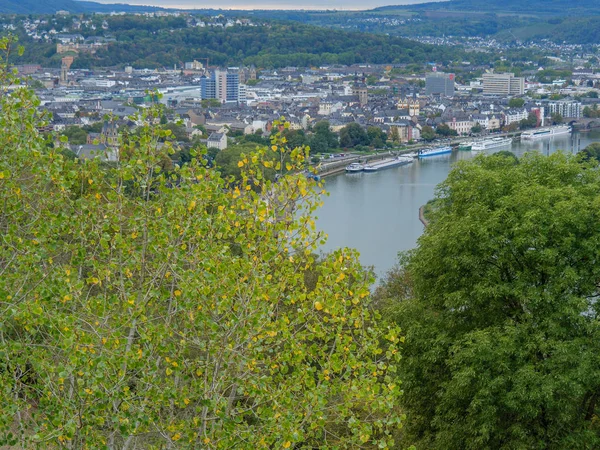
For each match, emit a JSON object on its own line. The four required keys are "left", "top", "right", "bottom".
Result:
{"left": 13, "top": 20, "right": 476, "bottom": 69}
{"left": 0, "top": 0, "right": 161, "bottom": 14}
{"left": 374, "top": 0, "right": 600, "bottom": 16}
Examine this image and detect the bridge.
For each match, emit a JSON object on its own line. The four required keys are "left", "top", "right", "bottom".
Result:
{"left": 570, "top": 118, "right": 600, "bottom": 130}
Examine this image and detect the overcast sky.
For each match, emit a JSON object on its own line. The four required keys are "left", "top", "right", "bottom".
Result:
{"left": 89, "top": 0, "right": 440, "bottom": 11}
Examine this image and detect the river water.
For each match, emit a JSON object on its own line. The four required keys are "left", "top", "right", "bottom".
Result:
{"left": 315, "top": 131, "right": 600, "bottom": 281}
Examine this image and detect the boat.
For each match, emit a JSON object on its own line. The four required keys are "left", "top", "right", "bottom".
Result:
{"left": 458, "top": 141, "right": 473, "bottom": 151}
{"left": 345, "top": 162, "right": 365, "bottom": 173}
{"left": 521, "top": 125, "right": 571, "bottom": 140}
{"left": 418, "top": 146, "right": 452, "bottom": 158}
{"left": 364, "top": 156, "right": 412, "bottom": 172}
{"left": 471, "top": 137, "right": 512, "bottom": 152}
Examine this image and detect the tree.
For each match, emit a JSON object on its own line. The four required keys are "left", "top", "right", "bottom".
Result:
{"left": 578, "top": 142, "right": 600, "bottom": 162}
{"left": 470, "top": 123, "right": 482, "bottom": 134}
{"left": 421, "top": 125, "right": 436, "bottom": 141}
{"left": 310, "top": 120, "right": 338, "bottom": 153}
{"left": 508, "top": 97, "right": 525, "bottom": 108}
{"left": 378, "top": 152, "right": 600, "bottom": 449}
{"left": 389, "top": 126, "right": 400, "bottom": 143}
{"left": 162, "top": 122, "right": 190, "bottom": 142}
{"left": 0, "top": 45, "right": 403, "bottom": 449}
{"left": 339, "top": 123, "right": 369, "bottom": 148}
{"left": 61, "top": 125, "right": 88, "bottom": 145}
{"left": 551, "top": 112, "right": 564, "bottom": 124}
{"left": 519, "top": 112, "right": 538, "bottom": 130}
{"left": 582, "top": 106, "right": 596, "bottom": 118}
{"left": 436, "top": 123, "right": 457, "bottom": 137}
{"left": 282, "top": 129, "right": 307, "bottom": 150}
{"left": 367, "top": 126, "right": 387, "bottom": 148}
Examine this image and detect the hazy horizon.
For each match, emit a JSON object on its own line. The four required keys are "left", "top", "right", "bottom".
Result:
{"left": 85, "top": 0, "right": 442, "bottom": 11}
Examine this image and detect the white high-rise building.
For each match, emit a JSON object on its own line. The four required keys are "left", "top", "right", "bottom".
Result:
{"left": 482, "top": 73, "right": 525, "bottom": 96}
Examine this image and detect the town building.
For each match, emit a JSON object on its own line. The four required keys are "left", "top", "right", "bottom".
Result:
{"left": 425, "top": 72, "right": 455, "bottom": 97}
{"left": 200, "top": 69, "right": 244, "bottom": 103}
{"left": 445, "top": 115, "right": 474, "bottom": 135}
{"left": 207, "top": 132, "right": 227, "bottom": 150}
{"left": 482, "top": 72, "right": 525, "bottom": 96}
{"left": 547, "top": 100, "right": 582, "bottom": 118}
{"left": 504, "top": 109, "right": 529, "bottom": 125}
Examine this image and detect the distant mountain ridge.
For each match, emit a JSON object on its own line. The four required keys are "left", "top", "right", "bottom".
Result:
{"left": 0, "top": 0, "right": 162, "bottom": 14}
{"left": 373, "top": 0, "right": 600, "bottom": 16}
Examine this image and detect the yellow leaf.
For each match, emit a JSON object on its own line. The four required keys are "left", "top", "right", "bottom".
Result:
{"left": 88, "top": 179, "right": 93, "bottom": 185}
{"left": 166, "top": 368, "right": 173, "bottom": 376}
{"left": 237, "top": 160, "right": 244, "bottom": 167}
{"left": 184, "top": 398, "right": 190, "bottom": 405}
{"left": 271, "top": 145, "right": 278, "bottom": 151}
{"left": 314, "top": 301, "right": 323, "bottom": 311}
{"left": 174, "top": 290, "right": 182, "bottom": 297}
{"left": 188, "top": 200, "right": 196, "bottom": 211}
{"left": 283, "top": 442, "right": 291, "bottom": 449}
{"left": 285, "top": 163, "right": 292, "bottom": 171}
{"left": 172, "top": 433, "right": 181, "bottom": 441}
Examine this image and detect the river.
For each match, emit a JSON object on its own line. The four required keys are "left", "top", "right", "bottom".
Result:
{"left": 315, "top": 131, "right": 600, "bottom": 281}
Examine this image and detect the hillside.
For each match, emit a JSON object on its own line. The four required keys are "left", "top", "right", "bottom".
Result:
{"left": 373, "top": 0, "right": 600, "bottom": 16}
{"left": 0, "top": 0, "right": 161, "bottom": 14}
{"left": 12, "top": 18, "right": 482, "bottom": 69}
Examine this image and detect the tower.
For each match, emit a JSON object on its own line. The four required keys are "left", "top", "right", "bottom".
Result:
{"left": 59, "top": 56, "right": 73, "bottom": 85}
{"left": 353, "top": 83, "right": 368, "bottom": 107}
{"left": 101, "top": 121, "right": 118, "bottom": 147}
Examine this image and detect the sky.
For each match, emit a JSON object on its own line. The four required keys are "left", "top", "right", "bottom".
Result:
{"left": 88, "top": 0, "right": 439, "bottom": 11}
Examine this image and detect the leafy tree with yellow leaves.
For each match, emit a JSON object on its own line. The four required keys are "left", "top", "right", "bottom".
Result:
{"left": 0, "top": 38, "right": 404, "bottom": 449}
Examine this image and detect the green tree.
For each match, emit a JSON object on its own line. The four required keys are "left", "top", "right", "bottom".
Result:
{"left": 162, "top": 122, "right": 190, "bottom": 142}
{"left": 421, "top": 125, "right": 436, "bottom": 141}
{"left": 551, "top": 112, "right": 564, "bottom": 124}
{"left": 519, "top": 112, "right": 538, "bottom": 130}
{"left": 379, "top": 152, "right": 600, "bottom": 449}
{"left": 470, "top": 123, "right": 482, "bottom": 134}
{"left": 61, "top": 125, "right": 89, "bottom": 145}
{"left": 310, "top": 121, "right": 338, "bottom": 153}
{"left": 508, "top": 97, "right": 525, "bottom": 108}
{"left": 0, "top": 43, "right": 403, "bottom": 448}
{"left": 367, "top": 126, "right": 387, "bottom": 148}
{"left": 436, "top": 123, "right": 457, "bottom": 137}
{"left": 578, "top": 141, "right": 600, "bottom": 162}
{"left": 340, "top": 123, "right": 369, "bottom": 148}
{"left": 389, "top": 126, "right": 400, "bottom": 143}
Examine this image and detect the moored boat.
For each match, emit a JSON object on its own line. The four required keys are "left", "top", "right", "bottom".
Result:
{"left": 364, "top": 156, "right": 412, "bottom": 172}
{"left": 471, "top": 137, "right": 512, "bottom": 152}
{"left": 418, "top": 146, "right": 452, "bottom": 158}
{"left": 521, "top": 125, "right": 571, "bottom": 140}
{"left": 345, "top": 162, "right": 364, "bottom": 173}
{"left": 458, "top": 142, "right": 473, "bottom": 151}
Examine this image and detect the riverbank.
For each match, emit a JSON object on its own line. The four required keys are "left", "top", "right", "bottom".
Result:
{"left": 316, "top": 130, "right": 600, "bottom": 280}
